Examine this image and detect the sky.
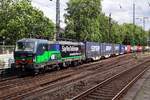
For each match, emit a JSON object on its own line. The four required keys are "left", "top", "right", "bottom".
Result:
{"left": 31, "top": 0, "right": 150, "bottom": 30}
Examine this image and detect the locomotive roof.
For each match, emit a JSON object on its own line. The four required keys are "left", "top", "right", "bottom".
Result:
{"left": 17, "top": 38, "right": 48, "bottom": 43}
{"left": 17, "top": 38, "right": 84, "bottom": 45}
{"left": 48, "top": 41, "right": 84, "bottom": 45}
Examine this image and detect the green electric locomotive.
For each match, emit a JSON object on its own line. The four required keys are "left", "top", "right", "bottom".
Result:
{"left": 14, "top": 38, "right": 85, "bottom": 74}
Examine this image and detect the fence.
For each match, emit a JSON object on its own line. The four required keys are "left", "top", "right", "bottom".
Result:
{"left": 0, "top": 45, "right": 14, "bottom": 54}
{"left": 0, "top": 54, "right": 14, "bottom": 69}
{"left": 0, "top": 46, "right": 14, "bottom": 69}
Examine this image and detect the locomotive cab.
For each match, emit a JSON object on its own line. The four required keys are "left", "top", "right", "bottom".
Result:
{"left": 14, "top": 38, "right": 48, "bottom": 74}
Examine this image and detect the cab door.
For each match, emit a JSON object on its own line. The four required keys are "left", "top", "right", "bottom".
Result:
{"left": 36, "top": 43, "right": 49, "bottom": 63}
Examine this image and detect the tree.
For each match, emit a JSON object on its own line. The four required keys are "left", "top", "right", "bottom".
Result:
{"left": 64, "top": 0, "right": 102, "bottom": 42}
{"left": 0, "top": 0, "right": 55, "bottom": 44}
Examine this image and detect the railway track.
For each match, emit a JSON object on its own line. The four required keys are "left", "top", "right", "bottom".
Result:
{"left": 9, "top": 57, "right": 140, "bottom": 100}
{"left": 68, "top": 60, "right": 150, "bottom": 100}
{"left": 0, "top": 54, "right": 134, "bottom": 100}
{"left": 0, "top": 54, "right": 148, "bottom": 100}
{"left": 0, "top": 75, "right": 17, "bottom": 82}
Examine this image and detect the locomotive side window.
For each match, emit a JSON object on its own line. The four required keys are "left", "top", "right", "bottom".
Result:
{"left": 48, "top": 44, "right": 60, "bottom": 51}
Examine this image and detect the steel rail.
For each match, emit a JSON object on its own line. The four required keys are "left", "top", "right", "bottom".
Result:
{"left": 112, "top": 66, "right": 149, "bottom": 100}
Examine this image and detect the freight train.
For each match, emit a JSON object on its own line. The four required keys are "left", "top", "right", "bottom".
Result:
{"left": 13, "top": 38, "right": 143, "bottom": 75}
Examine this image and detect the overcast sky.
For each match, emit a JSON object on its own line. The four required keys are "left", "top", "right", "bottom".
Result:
{"left": 31, "top": 0, "right": 150, "bottom": 30}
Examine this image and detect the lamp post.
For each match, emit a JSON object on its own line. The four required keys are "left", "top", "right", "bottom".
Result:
{"left": 132, "top": 3, "right": 137, "bottom": 57}
{"left": 50, "top": 0, "right": 60, "bottom": 41}
{"left": 107, "top": 4, "right": 122, "bottom": 43}
{"left": 132, "top": 3, "right": 135, "bottom": 46}
{"left": 136, "top": 17, "right": 150, "bottom": 46}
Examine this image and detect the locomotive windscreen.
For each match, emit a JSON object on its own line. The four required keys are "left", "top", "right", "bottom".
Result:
{"left": 15, "top": 42, "right": 35, "bottom": 52}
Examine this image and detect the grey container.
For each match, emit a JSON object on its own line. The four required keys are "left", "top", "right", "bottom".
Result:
{"left": 113, "top": 44, "right": 120, "bottom": 55}
{"left": 85, "top": 42, "right": 101, "bottom": 60}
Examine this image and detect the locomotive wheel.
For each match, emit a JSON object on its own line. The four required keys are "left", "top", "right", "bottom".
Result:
{"left": 32, "top": 69, "right": 39, "bottom": 76}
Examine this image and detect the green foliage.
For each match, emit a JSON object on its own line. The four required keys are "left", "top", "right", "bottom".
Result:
{"left": 119, "top": 23, "right": 147, "bottom": 45}
{"left": 0, "top": 0, "right": 55, "bottom": 44}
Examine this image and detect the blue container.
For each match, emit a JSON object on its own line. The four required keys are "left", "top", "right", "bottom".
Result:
{"left": 113, "top": 44, "right": 120, "bottom": 55}
{"left": 85, "top": 42, "right": 101, "bottom": 60}
{"left": 119, "top": 44, "right": 125, "bottom": 54}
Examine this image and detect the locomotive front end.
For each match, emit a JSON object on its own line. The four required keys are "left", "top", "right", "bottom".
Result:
{"left": 14, "top": 39, "right": 36, "bottom": 72}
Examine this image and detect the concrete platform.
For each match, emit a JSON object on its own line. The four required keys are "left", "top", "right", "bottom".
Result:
{"left": 122, "top": 68, "right": 150, "bottom": 100}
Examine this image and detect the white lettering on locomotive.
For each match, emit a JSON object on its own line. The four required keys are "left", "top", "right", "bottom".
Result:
{"left": 70, "top": 53, "right": 81, "bottom": 56}
{"left": 62, "top": 46, "right": 79, "bottom": 52}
